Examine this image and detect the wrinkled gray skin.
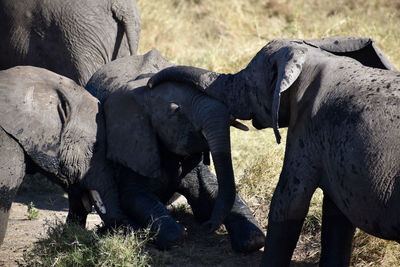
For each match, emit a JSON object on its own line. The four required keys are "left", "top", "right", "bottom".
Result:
{"left": 148, "top": 37, "right": 400, "bottom": 266}
{"left": 0, "top": 66, "right": 132, "bottom": 246}
{"left": 0, "top": 0, "right": 141, "bottom": 86}
{"left": 86, "top": 50, "right": 265, "bottom": 250}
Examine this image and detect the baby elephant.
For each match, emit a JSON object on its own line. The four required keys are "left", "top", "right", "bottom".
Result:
{"left": 148, "top": 37, "right": 400, "bottom": 266}
{"left": 0, "top": 66, "right": 132, "bottom": 246}
{"left": 87, "top": 50, "right": 265, "bottom": 251}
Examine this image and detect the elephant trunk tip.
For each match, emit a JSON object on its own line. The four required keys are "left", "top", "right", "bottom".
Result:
{"left": 274, "top": 127, "right": 281, "bottom": 144}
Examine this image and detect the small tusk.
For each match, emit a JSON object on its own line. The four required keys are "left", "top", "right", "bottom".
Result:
{"left": 170, "top": 102, "right": 180, "bottom": 113}
{"left": 231, "top": 120, "right": 249, "bottom": 131}
{"left": 81, "top": 193, "right": 92, "bottom": 213}
{"left": 90, "top": 190, "right": 106, "bottom": 214}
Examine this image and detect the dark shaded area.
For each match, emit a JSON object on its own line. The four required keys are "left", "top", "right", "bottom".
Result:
{"left": 15, "top": 174, "right": 68, "bottom": 212}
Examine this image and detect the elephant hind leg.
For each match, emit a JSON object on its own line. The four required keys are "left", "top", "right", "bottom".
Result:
{"left": 178, "top": 162, "right": 265, "bottom": 252}
{"left": 320, "top": 193, "right": 355, "bottom": 267}
{"left": 0, "top": 128, "right": 26, "bottom": 245}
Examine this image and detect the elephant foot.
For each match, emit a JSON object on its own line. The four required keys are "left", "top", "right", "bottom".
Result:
{"left": 66, "top": 186, "right": 89, "bottom": 227}
{"left": 151, "top": 215, "right": 186, "bottom": 249}
{"left": 224, "top": 213, "right": 265, "bottom": 252}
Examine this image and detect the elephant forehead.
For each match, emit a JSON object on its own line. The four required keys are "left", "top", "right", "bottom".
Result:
{"left": 150, "top": 95, "right": 196, "bottom": 131}
{"left": 149, "top": 82, "right": 196, "bottom": 104}
{"left": 263, "top": 38, "right": 303, "bottom": 54}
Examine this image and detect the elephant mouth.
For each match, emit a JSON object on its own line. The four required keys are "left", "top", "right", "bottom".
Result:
{"left": 182, "top": 130, "right": 208, "bottom": 154}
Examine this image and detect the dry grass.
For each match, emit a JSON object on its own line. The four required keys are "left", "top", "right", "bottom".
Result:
{"left": 138, "top": 0, "right": 400, "bottom": 72}
{"left": 137, "top": 0, "right": 400, "bottom": 266}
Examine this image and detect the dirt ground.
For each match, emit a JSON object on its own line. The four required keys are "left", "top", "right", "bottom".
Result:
{"left": 0, "top": 188, "right": 317, "bottom": 267}
{"left": 0, "top": 191, "right": 101, "bottom": 267}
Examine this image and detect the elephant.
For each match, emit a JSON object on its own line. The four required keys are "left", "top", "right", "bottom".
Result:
{"left": 147, "top": 36, "right": 400, "bottom": 266}
{"left": 85, "top": 49, "right": 265, "bottom": 251}
{"left": 0, "top": 65, "right": 137, "bottom": 246}
{"left": 0, "top": 0, "right": 141, "bottom": 86}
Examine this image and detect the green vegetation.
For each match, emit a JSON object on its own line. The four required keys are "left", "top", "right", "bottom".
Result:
{"left": 26, "top": 202, "right": 40, "bottom": 220}
{"left": 26, "top": 0, "right": 400, "bottom": 266}
{"left": 24, "top": 222, "right": 153, "bottom": 266}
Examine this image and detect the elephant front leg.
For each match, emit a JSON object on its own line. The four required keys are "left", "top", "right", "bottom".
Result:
{"left": 122, "top": 192, "right": 185, "bottom": 249}
{"left": 0, "top": 209, "right": 10, "bottom": 246}
{"left": 320, "top": 193, "right": 355, "bottom": 267}
{"left": 178, "top": 162, "right": 265, "bottom": 252}
{"left": 118, "top": 175, "right": 184, "bottom": 249}
{"left": 262, "top": 168, "right": 318, "bottom": 267}
{"left": 66, "top": 186, "right": 89, "bottom": 226}
{"left": 0, "top": 128, "right": 26, "bottom": 245}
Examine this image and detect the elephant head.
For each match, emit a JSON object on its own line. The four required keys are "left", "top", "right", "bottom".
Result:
{"left": 103, "top": 78, "right": 247, "bottom": 232}
{"left": 0, "top": 66, "right": 128, "bottom": 227}
{"left": 147, "top": 36, "right": 397, "bottom": 143}
{"left": 86, "top": 49, "right": 174, "bottom": 102}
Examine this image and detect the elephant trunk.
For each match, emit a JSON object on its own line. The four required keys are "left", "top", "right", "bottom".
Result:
{"left": 83, "top": 162, "right": 128, "bottom": 227}
{"left": 147, "top": 66, "right": 252, "bottom": 120}
{"left": 81, "top": 110, "right": 133, "bottom": 228}
{"left": 193, "top": 94, "right": 236, "bottom": 232}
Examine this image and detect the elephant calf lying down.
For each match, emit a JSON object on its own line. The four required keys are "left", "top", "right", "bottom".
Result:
{"left": 86, "top": 50, "right": 265, "bottom": 251}
{"left": 148, "top": 36, "right": 400, "bottom": 266}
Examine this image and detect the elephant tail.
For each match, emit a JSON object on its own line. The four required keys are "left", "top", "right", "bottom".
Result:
{"left": 111, "top": 0, "right": 141, "bottom": 55}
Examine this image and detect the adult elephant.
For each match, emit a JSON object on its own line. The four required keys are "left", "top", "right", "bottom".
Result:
{"left": 86, "top": 49, "right": 265, "bottom": 251}
{"left": 0, "top": 0, "right": 141, "bottom": 86}
{"left": 148, "top": 37, "right": 400, "bottom": 266}
{"left": 0, "top": 66, "right": 133, "bottom": 246}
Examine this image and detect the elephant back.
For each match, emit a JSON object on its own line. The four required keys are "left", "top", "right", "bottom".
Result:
{"left": 86, "top": 49, "right": 174, "bottom": 102}
{"left": 304, "top": 36, "right": 398, "bottom": 71}
{"left": 0, "top": 66, "right": 100, "bottom": 184}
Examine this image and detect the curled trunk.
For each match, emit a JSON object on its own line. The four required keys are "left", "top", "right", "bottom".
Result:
{"left": 148, "top": 66, "right": 252, "bottom": 120}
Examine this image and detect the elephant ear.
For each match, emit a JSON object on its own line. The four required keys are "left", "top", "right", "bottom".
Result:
{"left": 304, "top": 36, "right": 397, "bottom": 71}
{"left": 0, "top": 68, "right": 69, "bottom": 176}
{"left": 269, "top": 46, "right": 307, "bottom": 144}
{"left": 104, "top": 87, "right": 161, "bottom": 178}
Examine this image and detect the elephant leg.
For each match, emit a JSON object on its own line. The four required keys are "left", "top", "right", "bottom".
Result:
{"left": 0, "top": 129, "right": 25, "bottom": 245}
{"left": 261, "top": 165, "right": 318, "bottom": 267}
{"left": 320, "top": 193, "right": 355, "bottom": 267}
{"left": 177, "top": 162, "right": 265, "bottom": 252}
{"left": 117, "top": 170, "right": 184, "bottom": 249}
{"left": 224, "top": 194, "right": 266, "bottom": 252}
{"left": 66, "top": 185, "right": 89, "bottom": 226}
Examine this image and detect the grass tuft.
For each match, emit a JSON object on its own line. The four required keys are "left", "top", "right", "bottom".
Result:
{"left": 26, "top": 201, "right": 40, "bottom": 220}
{"left": 24, "top": 221, "right": 153, "bottom": 267}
